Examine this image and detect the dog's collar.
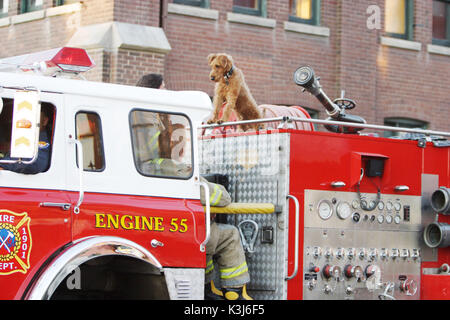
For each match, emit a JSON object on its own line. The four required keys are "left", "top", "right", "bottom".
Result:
{"left": 224, "top": 65, "right": 234, "bottom": 85}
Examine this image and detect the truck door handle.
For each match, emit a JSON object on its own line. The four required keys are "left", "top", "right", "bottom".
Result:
{"left": 40, "top": 202, "right": 71, "bottom": 211}
{"left": 68, "top": 136, "right": 84, "bottom": 214}
{"left": 285, "top": 194, "right": 300, "bottom": 281}
{"left": 198, "top": 180, "right": 210, "bottom": 253}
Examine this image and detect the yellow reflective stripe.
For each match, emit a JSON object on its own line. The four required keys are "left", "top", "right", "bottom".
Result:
{"left": 220, "top": 262, "right": 248, "bottom": 279}
{"left": 220, "top": 262, "right": 247, "bottom": 274}
{"left": 206, "top": 259, "right": 214, "bottom": 274}
{"left": 205, "top": 203, "right": 275, "bottom": 214}
{"left": 149, "top": 131, "right": 161, "bottom": 152}
{"left": 209, "top": 185, "right": 223, "bottom": 206}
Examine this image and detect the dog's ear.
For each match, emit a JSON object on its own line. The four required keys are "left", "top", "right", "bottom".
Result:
{"left": 207, "top": 54, "right": 217, "bottom": 65}
{"left": 218, "top": 54, "right": 232, "bottom": 70}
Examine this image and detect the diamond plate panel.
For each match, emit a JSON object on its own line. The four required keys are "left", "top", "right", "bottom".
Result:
{"left": 199, "top": 132, "right": 291, "bottom": 300}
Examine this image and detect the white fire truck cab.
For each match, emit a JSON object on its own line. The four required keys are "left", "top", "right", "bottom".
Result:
{"left": 0, "top": 47, "right": 212, "bottom": 299}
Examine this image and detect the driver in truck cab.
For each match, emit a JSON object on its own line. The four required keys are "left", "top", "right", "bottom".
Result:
{"left": 0, "top": 107, "right": 52, "bottom": 174}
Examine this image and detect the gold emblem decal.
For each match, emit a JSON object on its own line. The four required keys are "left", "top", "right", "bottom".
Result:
{"left": 0, "top": 210, "right": 32, "bottom": 275}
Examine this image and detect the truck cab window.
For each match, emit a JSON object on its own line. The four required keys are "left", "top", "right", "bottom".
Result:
{"left": 130, "top": 110, "right": 193, "bottom": 179}
{"left": 75, "top": 112, "right": 105, "bottom": 171}
{"left": 0, "top": 98, "right": 55, "bottom": 174}
{"left": 0, "top": 98, "right": 13, "bottom": 159}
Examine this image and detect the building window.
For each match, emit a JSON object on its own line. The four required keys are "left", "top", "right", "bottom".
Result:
{"left": 21, "top": 0, "right": 43, "bottom": 13}
{"left": 173, "top": 0, "right": 207, "bottom": 7}
{"left": 0, "top": 0, "right": 8, "bottom": 18}
{"left": 289, "top": 0, "right": 320, "bottom": 25}
{"left": 75, "top": 112, "right": 105, "bottom": 172}
{"left": 233, "top": 0, "right": 264, "bottom": 17}
{"left": 385, "top": 0, "right": 414, "bottom": 40}
{"left": 384, "top": 117, "right": 428, "bottom": 138}
{"left": 55, "top": 0, "right": 80, "bottom": 5}
{"left": 130, "top": 110, "right": 193, "bottom": 179}
{"left": 433, "top": 0, "right": 450, "bottom": 46}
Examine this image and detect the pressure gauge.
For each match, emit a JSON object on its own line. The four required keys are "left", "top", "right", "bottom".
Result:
{"left": 377, "top": 201, "right": 384, "bottom": 211}
{"left": 337, "top": 201, "right": 352, "bottom": 220}
{"left": 386, "top": 201, "right": 393, "bottom": 211}
{"left": 352, "top": 199, "right": 359, "bottom": 209}
{"left": 394, "top": 202, "right": 401, "bottom": 211}
{"left": 377, "top": 214, "right": 384, "bottom": 224}
{"left": 385, "top": 215, "right": 393, "bottom": 224}
{"left": 361, "top": 200, "right": 368, "bottom": 209}
{"left": 394, "top": 214, "right": 401, "bottom": 224}
{"left": 318, "top": 200, "right": 333, "bottom": 220}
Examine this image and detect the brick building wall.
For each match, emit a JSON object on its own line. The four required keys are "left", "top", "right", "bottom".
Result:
{"left": 0, "top": 0, "right": 448, "bottom": 132}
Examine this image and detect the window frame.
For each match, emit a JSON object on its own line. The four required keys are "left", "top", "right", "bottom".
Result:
{"left": 432, "top": 0, "right": 450, "bottom": 47}
{"left": 383, "top": 117, "right": 428, "bottom": 137}
{"left": 232, "top": 0, "right": 265, "bottom": 17}
{"left": 20, "top": 0, "right": 43, "bottom": 13}
{"left": 0, "top": 0, "right": 8, "bottom": 18}
{"left": 173, "top": 0, "right": 208, "bottom": 7}
{"left": 75, "top": 110, "right": 106, "bottom": 172}
{"left": 288, "top": 0, "right": 321, "bottom": 26}
{"left": 384, "top": 0, "right": 414, "bottom": 40}
{"left": 129, "top": 108, "right": 194, "bottom": 181}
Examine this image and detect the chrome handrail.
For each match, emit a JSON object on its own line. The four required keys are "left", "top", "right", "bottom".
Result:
{"left": 285, "top": 194, "right": 300, "bottom": 281}
{"left": 68, "top": 137, "right": 84, "bottom": 214}
{"left": 198, "top": 180, "right": 211, "bottom": 253}
{"left": 199, "top": 116, "right": 450, "bottom": 137}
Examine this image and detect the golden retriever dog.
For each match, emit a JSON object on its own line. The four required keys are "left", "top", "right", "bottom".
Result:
{"left": 207, "top": 53, "right": 263, "bottom": 131}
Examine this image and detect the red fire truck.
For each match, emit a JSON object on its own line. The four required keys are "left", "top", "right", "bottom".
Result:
{"left": 0, "top": 48, "right": 449, "bottom": 300}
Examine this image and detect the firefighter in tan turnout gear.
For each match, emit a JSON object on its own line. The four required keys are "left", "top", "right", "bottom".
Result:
{"left": 201, "top": 177, "right": 253, "bottom": 300}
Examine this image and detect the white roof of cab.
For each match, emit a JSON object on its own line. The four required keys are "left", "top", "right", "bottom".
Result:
{"left": 0, "top": 71, "right": 212, "bottom": 120}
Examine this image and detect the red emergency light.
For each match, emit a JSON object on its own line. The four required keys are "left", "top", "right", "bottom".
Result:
{"left": 0, "top": 47, "right": 95, "bottom": 75}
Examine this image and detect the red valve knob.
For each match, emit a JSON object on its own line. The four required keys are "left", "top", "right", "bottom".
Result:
{"left": 365, "top": 265, "right": 379, "bottom": 278}
{"left": 310, "top": 266, "right": 320, "bottom": 273}
{"left": 322, "top": 264, "right": 341, "bottom": 279}
{"left": 344, "top": 264, "right": 363, "bottom": 279}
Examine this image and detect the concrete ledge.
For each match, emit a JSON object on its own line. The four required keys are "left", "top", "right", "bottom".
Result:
{"left": 68, "top": 21, "right": 172, "bottom": 54}
{"left": 284, "top": 21, "right": 330, "bottom": 37}
{"left": 227, "top": 12, "right": 276, "bottom": 29}
{"left": 380, "top": 36, "right": 421, "bottom": 51}
{"left": 46, "top": 2, "right": 82, "bottom": 17}
{"left": 11, "top": 9, "right": 45, "bottom": 25}
{"left": 168, "top": 3, "right": 218, "bottom": 20}
{"left": 0, "top": 16, "right": 10, "bottom": 28}
{"left": 427, "top": 44, "right": 450, "bottom": 57}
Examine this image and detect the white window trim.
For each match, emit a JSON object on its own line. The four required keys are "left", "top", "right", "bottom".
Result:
{"left": 1, "top": 0, "right": 8, "bottom": 14}
{"left": 0, "top": 16, "right": 9, "bottom": 27}
{"left": 380, "top": 36, "right": 421, "bottom": 51}
{"left": 2, "top": 2, "right": 81, "bottom": 26}
{"left": 11, "top": 9, "right": 45, "bottom": 24}
{"left": 427, "top": 44, "right": 450, "bottom": 57}
{"left": 46, "top": 2, "right": 82, "bottom": 17}
{"left": 227, "top": 12, "right": 276, "bottom": 29}
{"left": 284, "top": 20, "right": 330, "bottom": 37}
{"left": 168, "top": 3, "right": 218, "bottom": 20}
